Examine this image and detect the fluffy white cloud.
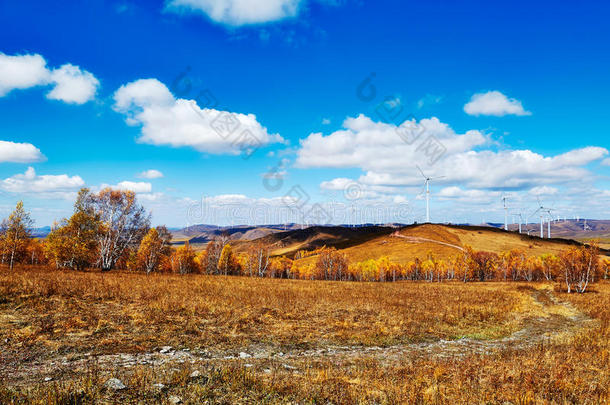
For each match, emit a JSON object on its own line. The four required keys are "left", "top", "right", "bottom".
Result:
{"left": 0, "top": 141, "right": 45, "bottom": 163}
{"left": 296, "top": 114, "right": 487, "bottom": 173}
{"left": 436, "top": 186, "right": 501, "bottom": 204}
{"left": 295, "top": 114, "right": 608, "bottom": 194}
{"left": 100, "top": 181, "right": 152, "bottom": 193}
{"left": 0, "top": 52, "right": 99, "bottom": 104}
{"left": 166, "top": 0, "right": 302, "bottom": 26}
{"left": 113, "top": 78, "right": 284, "bottom": 154}
{"left": 601, "top": 158, "right": 610, "bottom": 166}
{"left": 1, "top": 167, "right": 84, "bottom": 195}
{"left": 46, "top": 64, "right": 99, "bottom": 104}
{"left": 138, "top": 169, "right": 164, "bottom": 179}
{"left": 0, "top": 53, "right": 49, "bottom": 96}
{"left": 464, "top": 91, "right": 531, "bottom": 117}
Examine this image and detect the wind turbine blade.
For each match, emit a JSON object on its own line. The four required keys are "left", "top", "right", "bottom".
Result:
{"left": 416, "top": 165, "right": 427, "bottom": 179}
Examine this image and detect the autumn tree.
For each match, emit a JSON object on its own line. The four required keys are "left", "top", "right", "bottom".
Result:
{"left": 602, "top": 258, "right": 610, "bottom": 280}
{"left": 540, "top": 253, "right": 560, "bottom": 281}
{"left": 44, "top": 189, "right": 101, "bottom": 270}
{"left": 559, "top": 244, "right": 600, "bottom": 293}
{"left": 0, "top": 201, "right": 34, "bottom": 270}
{"left": 26, "top": 238, "right": 45, "bottom": 265}
{"left": 268, "top": 256, "right": 293, "bottom": 278}
{"left": 90, "top": 188, "right": 150, "bottom": 271}
{"left": 171, "top": 241, "right": 199, "bottom": 274}
{"left": 243, "top": 242, "right": 270, "bottom": 277}
{"left": 315, "top": 247, "right": 348, "bottom": 280}
{"left": 137, "top": 226, "right": 172, "bottom": 273}
{"left": 217, "top": 243, "right": 239, "bottom": 275}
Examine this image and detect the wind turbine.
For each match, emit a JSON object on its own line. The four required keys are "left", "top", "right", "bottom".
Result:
{"left": 502, "top": 196, "right": 509, "bottom": 231}
{"left": 417, "top": 166, "right": 445, "bottom": 223}
{"left": 512, "top": 212, "right": 524, "bottom": 234}
{"left": 531, "top": 197, "right": 553, "bottom": 238}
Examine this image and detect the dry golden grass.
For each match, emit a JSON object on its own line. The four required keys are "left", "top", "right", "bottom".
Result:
{"left": 1, "top": 267, "right": 608, "bottom": 404}
{"left": 0, "top": 266, "right": 522, "bottom": 357}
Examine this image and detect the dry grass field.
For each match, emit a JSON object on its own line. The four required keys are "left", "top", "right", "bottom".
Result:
{"left": 0, "top": 266, "right": 608, "bottom": 403}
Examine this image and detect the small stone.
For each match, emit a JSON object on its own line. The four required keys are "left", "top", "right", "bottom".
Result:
{"left": 44, "top": 377, "right": 52, "bottom": 382}
{"left": 239, "top": 352, "right": 251, "bottom": 358}
{"left": 160, "top": 346, "right": 173, "bottom": 354}
{"left": 105, "top": 378, "right": 127, "bottom": 391}
{"left": 190, "top": 370, "right": 201, "bottom": 379}
{"left": 282, "top": 364, "right": 297, "bottom": 370}
{"left": 263, "top": 369, "right": 272, "bottom": 374}
{"left": 244, "top": 364, "right": 253, "bottom": 368}
{"left": 152, "top": 383, "right": 166, "bottom": 391}
{"left": 169, "top": 395, "right": 182, "bottom": 404}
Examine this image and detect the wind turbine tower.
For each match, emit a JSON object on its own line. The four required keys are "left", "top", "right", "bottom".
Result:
{"left": 502, "top": 197, "right": 508, "bottom": 231}
{"left": 417, "top": 166, "right": 445, "bottom": 223}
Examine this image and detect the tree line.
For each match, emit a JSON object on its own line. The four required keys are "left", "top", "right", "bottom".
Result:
{"left": 1, "top": 189, "right": 608, "bottom": 294}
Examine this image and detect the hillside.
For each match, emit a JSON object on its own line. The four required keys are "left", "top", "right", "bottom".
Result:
{"left": 171, "top": 224, "right": 301, "bottom": 245}
{"left": 504, "top": 219, "right": 610, "bottom": 241}
{"left": 261, "top": 224, "right": 610, "bottom": 266}
{"left": 232, "top": 225, "right": 396, "bottom": 257}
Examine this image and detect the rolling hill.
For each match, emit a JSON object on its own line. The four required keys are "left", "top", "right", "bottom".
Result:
{"left": 230, "top": 223, "right": 610, "bottom": 265}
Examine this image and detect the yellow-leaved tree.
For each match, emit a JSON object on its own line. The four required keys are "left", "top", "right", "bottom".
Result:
{"left": 137, "top": 226, "right": 172, "bottom": 274}
{"left": 0, "top": 201, "right": 34, "bottom": 270}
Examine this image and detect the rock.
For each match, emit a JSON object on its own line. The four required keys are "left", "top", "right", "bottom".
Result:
{"left": 105, "top": 378, "right": 127, "bottom": 391}
{"left": 44, "top": 377, "right": 52, "bottom": 382}
{"left": 263, "top": 369, "right": 272, "bottom": 374}
{"left": 152, "top": 383, "right": 166, "bottom": 391}
{"left": 244, "top": 364, "right": 253, "bottom": 368}
{"left": 190, "top": 370, "right": 201, "bottom": 379}
{"left": 239, "top": 352, "right": 251, "bottom": 359}
{"left": 169, "top": 395, "right": 182, "bottom": 404}
{"left": 282, "top": 364, "right": 297, "bottom": 370}
{"left": 160, "top": 346, "right": 173, "bottom": 354}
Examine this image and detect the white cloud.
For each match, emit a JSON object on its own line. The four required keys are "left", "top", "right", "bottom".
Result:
{"left": 1, "top": 167, "right": 84, "bottom": 195}
{"left": 46, "top": 64, "right": 99, "bottom": 104}
{"left": 601, "top": 158, "right": 610, "bottom": 166}
{"left": 166, "top": 0, "right": 302, "bottom": 26}
{"left": 0, "top": 53, "right": 49, "bottom": 96}
{"left": 464, "top": 90, "right": 531, "bottom": 117}
{"left": 321, "top": 118, "right": 331, "bottom": 125}
{"left": 101, "top": 181, "right": 152, "bottom": 194}
{"left": 138, "top": 169, "right": 164, "bottom": 179}
{"left": 113, "top": 78, "right": 284, "bottom": 154}
{"left": 137, "top": 192, "right": 165, "bottom": 201}
{"left": 529, "top": 186, "right": 559, "bottom": 196}
{"left": 0, "top": 52, "right": 99, "bottom": 104}
{"left": 296, "top": 114, "right": 487, "bottom": 173}
{"left": 0, "top": 141, "right": 45, "bottom": 163}
{"left": 295, "top": 114, "right": 608, "bottom": 194}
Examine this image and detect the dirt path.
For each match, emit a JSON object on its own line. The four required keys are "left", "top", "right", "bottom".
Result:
{"left": 2, "top": 287, "right": 595, "bottom": 385}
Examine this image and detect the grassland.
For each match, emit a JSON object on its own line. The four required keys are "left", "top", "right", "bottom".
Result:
{"left": 290, "top": 224, "right": 605, "bottom": 267}
{"left": 0, "top": 266, "right": 608, "bottom": 403}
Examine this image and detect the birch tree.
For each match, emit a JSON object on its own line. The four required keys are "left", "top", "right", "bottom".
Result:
{"left": 137, "top": 226, "right": 172, "bottom": 273}
{"left": 92, "top": 188, "right": 150, "bottom": 271}
{"left": 0, "top": 201, "right": 33, "bottom": 270}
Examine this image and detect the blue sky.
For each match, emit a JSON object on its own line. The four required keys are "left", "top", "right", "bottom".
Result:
{"left": 0, "top": 0, "right": 609, "bottom": 227}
